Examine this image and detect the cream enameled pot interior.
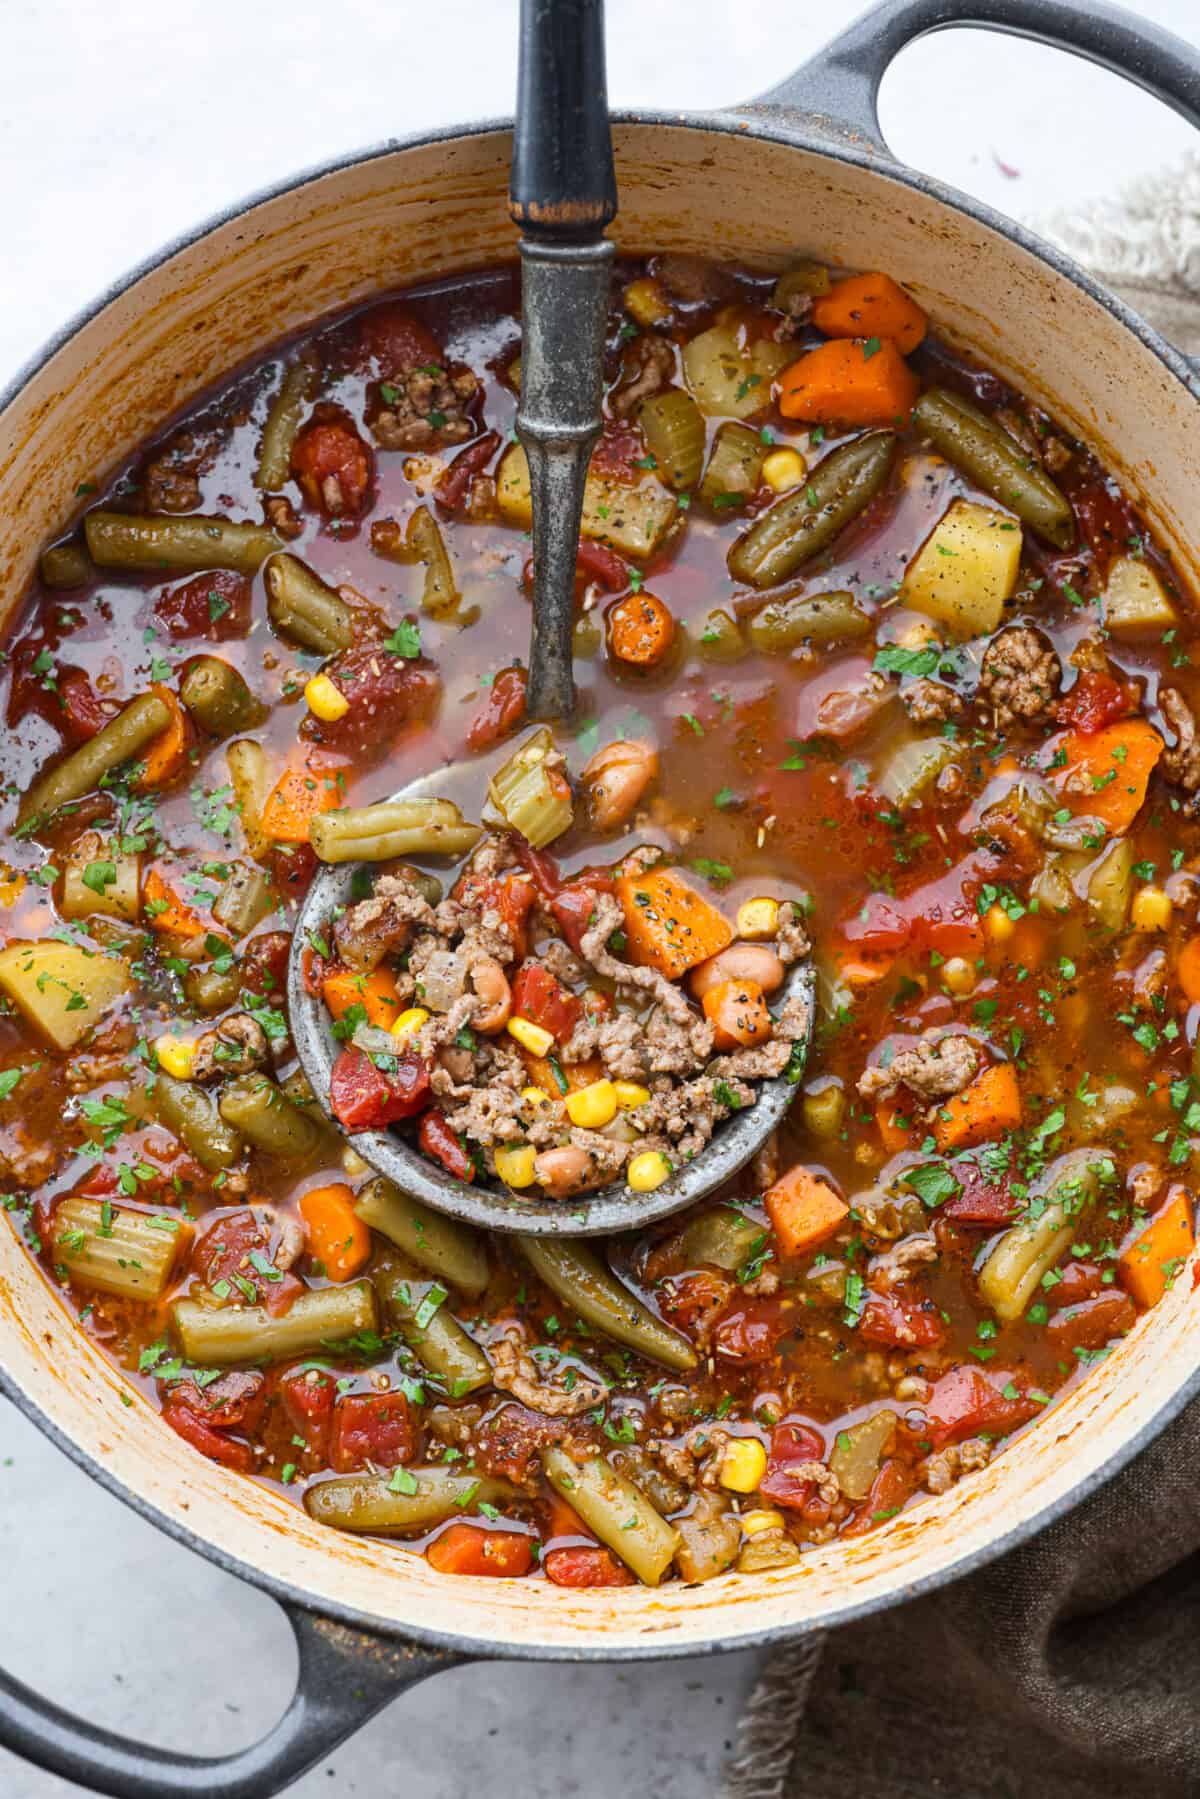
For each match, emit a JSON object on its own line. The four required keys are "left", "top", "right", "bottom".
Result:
{"left": 2, "top": 122, "right": 1199, "bottom": 1653}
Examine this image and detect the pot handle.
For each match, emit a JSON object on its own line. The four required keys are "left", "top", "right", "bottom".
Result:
{"left": 0, "top": 1600, "right": 464, "bottom": 1799}
{"left": 743, "top": 0, "right": 1200, "bottom": 153}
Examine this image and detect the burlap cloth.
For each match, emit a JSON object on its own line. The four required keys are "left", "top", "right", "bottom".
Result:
{"left": 724, "top": 158, "right": 1200, "bottom": 1799}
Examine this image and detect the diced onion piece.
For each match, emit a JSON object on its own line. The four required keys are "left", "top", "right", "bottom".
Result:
{"left": 901, "top": 499, "right": 1022, "bottom": 638}
{"left": 681, "top": 323, "right": 791, "bottom": 420}
{"left": 876, "top": 737, "right": 960, "bottom": 808}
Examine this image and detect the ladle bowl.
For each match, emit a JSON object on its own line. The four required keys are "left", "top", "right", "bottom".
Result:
{"left": 287, "top": 764, "right": 815, "bottom": 1236}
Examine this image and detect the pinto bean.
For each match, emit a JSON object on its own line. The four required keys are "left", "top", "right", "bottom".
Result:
{"left": 689, "top": 943, "right": 786, "bottom": 999}
{"left": 470, "top": 958, "right": 512, "bottom": 1034}
{"left": 581, "top": 739, "right": 659, "bottom": 831}
{"left": 533, "top": 1145, "right": 598, "bottom": 1199}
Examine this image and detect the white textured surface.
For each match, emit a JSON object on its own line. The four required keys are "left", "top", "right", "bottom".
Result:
{"left": 0, "top": 1, "right": 1197, "bottom": 1793}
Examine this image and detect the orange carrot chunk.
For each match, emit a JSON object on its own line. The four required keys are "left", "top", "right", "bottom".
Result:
{"left": 606, "top": 591, "right": 676, "bottom": 667}
{"left": 702, "top": 979, "right": 773, "bottom": 1051}
{"left": 426, "top": 1523, "right": 534, "bottom": 1578}
{"left": 875, "top": 1099, "right": 916, "bottom": 1155}
{"left": 142, "top": 866, "right": 205, "bottom": 937}
{"left": 933, "top": 1062, "right": 1022, "bottom": 1152}
{"left": 812, "top": 272, "right": 928, "bottom": 355}
{"left": 778, "top": 339, "right": 919, "bottom": 429}
{"left": 299, "top": 1182, "right": 372, "bottom": 1282}
{"left": 1044, "top": 719, "right": 1163, "bottom": 833}
{"left": 261, "top": 762, "right": 347, "bottom": 843}
{"left": 617, "top": 867, "right": 733, "bottom": 981}
{"left": 765, "top": 1164, "right": 849, "bottom": 1259}
{"left": 135, "top": 685, "right": 191, "bottom": 792}
{"left": 1118, "top": 1186, "right": 1194, "bottom": 1309}
{"left": 322, "top": 966, "right": 404, "bottom": 1030}
{"left": 1177, "top": 935, "right": 1200, "bottom": 1004}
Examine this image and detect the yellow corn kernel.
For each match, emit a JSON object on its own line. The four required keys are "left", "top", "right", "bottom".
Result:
{"left": 304, "top": 673, "right": 350, "bottom": 722}
{"left": 155, "top": 1034, "right": 195, "bottom": 1080}
{"left": 1131, "top": 885, "right": 1172, "bottom": 932}
{"left": 507, "top": 1016, "right": 555, "bottom": 1058}
{"left": 941, "top": 955, "right": 977, "bottom": 996}
{"left": 0, "top": 870, "right": 25, "bottom": 908}
{"left": 495, "top": 1144, "right": 537, "bottom": 1189}
{"left": 623, "top": 276, "right": 671, "bottom": 328}
{"left": 390, "top": 1005, "right": 430, "bottom": 1044}
{"left": 719, "top": 1438, "right": 768, "bottom": 1494}
{"left": 520, "top": 1085, "right": 552, "bottom": 1111}
{"left": 761, "top": 448, "right": 806, "bottom": 494}
{"left": 740, "top": 1508, "right": 785, "bottom": 1537}
{"left": 613, "top": 1080, "right": 651, "bottom": 1111}
{"left": 341, "top": 1145, "right": 369, "bottom": 1177}
{"left": 736, "top": 897, "right": 780, "bottom": 940}
{"left": 984, "top": 904, "right": 1015, "bottom": 944}
{"left": 627, "top": 1150, "right": 672, "bottom": 1192}
{"left": 565, "top": 1078, "right": 619, "bottom": 1130}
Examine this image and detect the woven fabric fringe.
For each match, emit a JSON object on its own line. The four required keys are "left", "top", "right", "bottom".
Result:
{"left": 721, "top": 152, "right": 1200, "bottom": 1799}
{"left": 722, "top": 1637, "right": 823, "bottom": 1799}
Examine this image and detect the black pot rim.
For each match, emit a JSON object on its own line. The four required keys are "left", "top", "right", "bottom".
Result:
{"left": 3, "top": 103, "right": 1199, "bottom": 1662}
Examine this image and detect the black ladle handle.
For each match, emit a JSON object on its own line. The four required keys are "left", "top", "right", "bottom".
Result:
{"left": 510, "top": 0, "right": 617, "bottom": 722}
{"left": 511, "top": 0, "right": 617, "bottom": 237}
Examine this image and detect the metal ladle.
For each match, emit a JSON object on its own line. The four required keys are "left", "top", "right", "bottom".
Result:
{"left": 286, "top": 0, "right": 816, "bottom": 1233}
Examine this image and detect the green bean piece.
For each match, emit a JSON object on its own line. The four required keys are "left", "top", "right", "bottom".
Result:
{"left": 278, "top": 1068, "right": 343, "bottom": 1155}
{"left": 678, "top": 1207, "right": 767, "bottom": 1273}
{"left": 254, "top": 356, "right": 317, "bottom": 491}
{"left": 355, "top": 1175, "right": 489, "bottom": 1297}
{"left": 20, "top": 692, "right": 171, "bottom": 826}
{"left": 39, "top": 541, "right": 93, "bottom": 589}
{"left": 183, "top": 962, "right": 244, "bottom": 1015}
{"left": 728, "top": 432, "right": 896, "bottom": 589}
{"left": 381, "top": 1270, "right": 493, "bottom": 1393}
{"left": 696, "top": 608, "right": 746, "bottom": 663}
{"left": 746, "top": 589, "right": 870, "bottom": 654}
{"left": 172, "top": 1281, "right": 377, "bottom": 1365}
{"left": 977, "top": 1148, "right": 1109, "bottom": 1322}
{"left": 310, "top": 800, "right": 482, "bottom": 865}
{"left": 218, "top": 1074, "right": 324, "bottom": 1162}
{"left": 263, "top": 554, "right": 354, "bottom": 655}
{"left": 180, "top": 656, "right": 268, "bottom": 740}
{"left": 151, "top": 1072, "right": 243, "bottom": 1171}
{"left": 698, "top": 422, "right": 767, "bottom": 511}
{"left": 85, "top": 510, "right": 281, "bottom": 576}
{"left": 771, "top": 262, "right": 831, "bottom": 308}
{"left": 304, "top": 1467, "right": 510, "bottom": 1536}
{"left": 212, "top": 861, "right": 275, "bottom": 937}
{"left": 912, "top": 388, "right": 1075, "bottom": 549}
{"left": 542, "top": 1447, "right": 680, "bottom": 1586}
{"left": 516, "top": 1236, "right": 697, "bottom": 1372}
{"left": 638, "top": 389, "right": 706, "bottom": 492}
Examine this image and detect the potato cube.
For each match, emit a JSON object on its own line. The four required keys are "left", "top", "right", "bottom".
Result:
{"left": 901, "top": 498, "right": 1022, "bottom": 637}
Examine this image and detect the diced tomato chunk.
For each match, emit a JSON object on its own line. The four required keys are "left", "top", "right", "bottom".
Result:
{"left": 240, "top": 930, "right": 291, "bottom": 1000}
{"left": 299, "top": 638, "right": 441, "bottom": 764}
{"left": 358, "top": 302, "right": 442, "bottom": 374}
{"left": 290, "top": 404, "right": 374, "bottom": 517}
{"left": 510, "top": 963, "right": 581, "bottom": 1042}
{"left": 155, "top": 569, "right": 252, "bottom": 643}
{"left": 544, "top": 1546, "right": 636, "bottom": 1587}
{"left": 279, "top": 1367, "right": 335, "bottom": 1468}
{"left": 1048, "top": 1260, "right": 1104, "bottom": 1305}
{"left": 162, "top": 1398, "right": 255, "bottom": 1472}
{"left": 473, "top": 1402, "right": 563, "bottom": 1485}
{"left": 941, "top": 1156, "right": 1019, "bottom": 1227}
{"left": 1044, "top": 1291, "right": 1136, "bottom": 1354}
{"left": 190, "top": 1209, "right": 267, "bottom": 1295}
{"left": 520, "top": 538, "right": 630, "bottom": 601}
{"left": 451, "top": 870, "right": 538, "bottom": 960}
{"left": 161, "top": 1371, "right": 265, "bottom": 1474}
{"left": 329, "top": 1045, "right": 431, "bottom": 1130}
{"left": 330, "top": 1391, "right": 416, "bottom": 1472}
{"left": 550, "top": 880, "right": 612, "bottom": 954}
{"left": 843, "top": 1457, "right": 918, "bottom": 1536}
{"left": 858, "top": 1289, "right": 946, "bottom": 1348}
{"left": 466, "top": 665, "right": 528, "bottom": 752}
{"left": 759, "top": 1420, "right": 826, "bottom": 1511}
{"left": 426, "top": 1523, "right": 534, "bottom": 1578}
{"left": 1055, "top": 669, "right": 1132, "bottom": 734}
{"left": 418, "top": 1108, "right": 475, "bottom": 1181}
{"left": 713, "top": 1295, "right": 795, "bottom": 1363}
{"left": 924, "top": 1366, "right": 1040, "bottom": 1449}
{"left": 58, "top": 668, "right": 119, "bottom": 742}
{"left": 658, "top": 1269, "right": 735, "bottom": 1340}
{"left": 437, "top": 432, "right": 501, "bottom": 514}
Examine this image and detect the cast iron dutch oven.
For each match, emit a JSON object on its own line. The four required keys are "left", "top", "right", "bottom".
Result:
{"left": 1, "top": 2, "right": 1200, "bottom": 1793}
